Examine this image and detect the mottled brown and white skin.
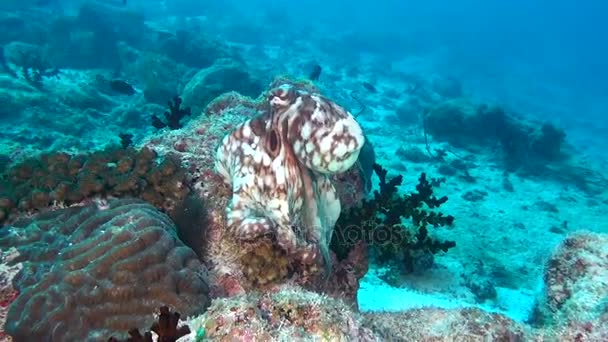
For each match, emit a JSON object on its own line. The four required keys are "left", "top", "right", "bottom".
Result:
{"left": 215, "top": 84, "right": 365, "bottom": 268}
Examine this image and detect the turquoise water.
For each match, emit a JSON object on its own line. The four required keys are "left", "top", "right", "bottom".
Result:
{"left": 0, "top": 1, "right": 607, "bottom": 341}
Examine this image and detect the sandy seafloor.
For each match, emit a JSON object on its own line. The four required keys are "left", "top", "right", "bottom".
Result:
{"left": 1, "top": 12, "right": 607, "bottom": 326}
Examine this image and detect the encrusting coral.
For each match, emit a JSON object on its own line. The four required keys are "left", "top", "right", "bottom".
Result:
{"left": 239, "top": 237, "right": 290, "bottom": 288}
{"left": 0, "top": 198, "right": 210, "bottom": 341}
{"left": 215, "top": 83, "right": 365, "bottom": 273}
{"left": 0, "top": 146, "right": 190, "bottom": 225}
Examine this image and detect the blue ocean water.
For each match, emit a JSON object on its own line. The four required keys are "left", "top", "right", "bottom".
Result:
{"left": 0, "top": 0, "right": 607, "bottom": 340}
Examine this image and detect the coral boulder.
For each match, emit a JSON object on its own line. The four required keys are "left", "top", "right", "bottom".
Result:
{"left": 0, "top": 198, "right": 210, "bottom": 341}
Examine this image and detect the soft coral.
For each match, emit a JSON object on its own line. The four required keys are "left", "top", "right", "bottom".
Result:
{"left": 152, "top": 96, "right": 192, "bottom": 130}
{"left": 331, "top": 163, "right": 455, "bottom": 273}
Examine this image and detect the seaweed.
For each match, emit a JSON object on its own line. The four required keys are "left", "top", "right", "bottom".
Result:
{"left": 331, "top": 163, "right": 455, "bottom": 273}
{"left": 152, "top": 96, "right": 192, "bottom": 130}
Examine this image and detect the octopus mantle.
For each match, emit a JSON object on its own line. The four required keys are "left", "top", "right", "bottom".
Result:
{"left": 215, "top": 84, "right": 365, "bottom": 265}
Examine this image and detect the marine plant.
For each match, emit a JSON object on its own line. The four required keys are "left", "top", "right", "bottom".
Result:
{"left": 331, "top": 163, "right": 456, "bottom": 273}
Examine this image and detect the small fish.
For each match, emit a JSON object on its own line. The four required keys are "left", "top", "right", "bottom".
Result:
{"left": 109, "top": 79, "right": 136, "bottom": 95}
{"left": 309, "top": 64, "right": 322, "bottom": 81}
{"left": 362, "top": 81, "right": 377, "bottom": 93}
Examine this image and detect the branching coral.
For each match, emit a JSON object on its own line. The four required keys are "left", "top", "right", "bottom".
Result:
{"left": 331, "top": 163, "right": 455, "bottom": 273}
{"left": 215, "top": 83, "right": 365, "bottom": 272}
{"left": 0, "top": 199, "right": 209, "bottom": 341}
{"left": 152, "top": 96, "right": 192, "bottom": 130}
{"left": 108, "top": 306, "right": 191, "bottom": 342}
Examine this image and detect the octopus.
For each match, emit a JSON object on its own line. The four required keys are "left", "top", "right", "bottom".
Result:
{"left": 215, "top": 84, "right": 365, "bottom": 269}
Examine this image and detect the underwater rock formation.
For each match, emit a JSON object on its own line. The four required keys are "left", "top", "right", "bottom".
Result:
{"left": 215, "top": 83, "right": 365, "bottom": 270}
{"left": 159, "top": 29, "right": 230, "bottom": 69}
{"left": 181, "top": 58, "right": 263, "bottom": 115}
{"left": 365, "top": 308, "right": 529, "bottom": 341}
{"left": 535, "top": 232, "right": 608, "bottom": 331}
{"left": 185, "top": 284, "right": 376, "bottom": 341}
{"left": 424, "top": 99, "right": 567, "bottom": 169}
{"left": 0, "top": 198, "right": 210, "bottom": 341}
{"left": 421, "top": 99, "right": 608, "bottom": 194}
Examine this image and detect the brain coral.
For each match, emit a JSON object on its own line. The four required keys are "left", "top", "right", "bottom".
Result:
{"left": 215, "top": 83, "right": 365, "bottom": 269}
{"left": 0, "top": 198, "right": 209, "bottom": 341}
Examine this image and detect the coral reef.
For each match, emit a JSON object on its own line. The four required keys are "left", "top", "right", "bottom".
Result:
{"left": 0, "top": 146, "right": 190, "bottom": 225}
{"left": 332, "top": 163, "right": 455, "bottom": 274}
{"left": 215, "top": 83, "right": 365, "bottom": 273}
{"left": 186, "top": 285, "right": 376, "bottom": 341}
{"left": 0, "top": 198, "right": 210, "bottom": 341}
{"left": 152, "top": 96, "right": 192, "bottom": 130}
{"left": 141, "top": 77, "right": 370, "bottom": 300}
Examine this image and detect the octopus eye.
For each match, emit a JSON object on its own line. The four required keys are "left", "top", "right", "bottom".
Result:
{"left": 267, "top": 129, "right": 280, "bottom": 157}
